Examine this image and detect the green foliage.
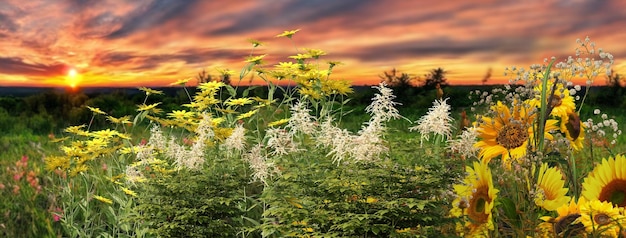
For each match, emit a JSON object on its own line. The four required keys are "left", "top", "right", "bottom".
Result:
{"left": 260, "top": 147, "right": 460, "bottom": 237}
{"left": 134, "top": 159, "right": 253, "bottom": 237}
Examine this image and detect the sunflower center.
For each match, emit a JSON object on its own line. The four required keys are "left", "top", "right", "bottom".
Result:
{"left": 554, "top": 214, "right": 584, "bottom": 236}
{"left": 549, "top": 94, "right": 562, "bottom": 108}
{"left": 593, "top": 213, "right": 612, "bottom": 226}
{"left": 496, "top": 123, "right": 528, "bottom": 149}
{"left": 468, "top": 186, "right": 491, "bottom": 223}
{"left": 599, "top": 179, "right": 626, "bottom": 207}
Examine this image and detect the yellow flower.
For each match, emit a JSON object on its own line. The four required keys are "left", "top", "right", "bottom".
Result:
{"left": 107, "top": 115, "right": 131, "bottom": 125}
{"left": 169, "top": 78, "right": 191, "bottom": 86}
{"left": 450, "top": 162, "right": 499, "bottom": 236}
{"left": 167, "top": 110, "right": 195, "bottom": 120}
{"left": 268, "top": 119, "right": 289, "bottom": 127}
{"left": 225, "top": 97, "right": 253, "bottom": 106}
{"left": 137, "top": 102, "right": 162, "bottom": 112}
{"left": 86, "top": 106, "right": 106, "bottom": 115}
{"left": 44, "top": 156, "right": 70, "bottom": 171}
{"left": 560, "top": 112, "right": 585, "bottom": 150}
{"left": 236, "top": 109, "right": 258, "bottom": 120}
{"left": 298, "top": 87, "right": 322, "bottom": 100}
{"left": 64, "top": 125, "right": 87, "bottom": 134}
{"left": 579, "top": 200, "right": 623, "bottom": 237}
{"left": 528, "top": 81, "right": 576, "bottom": 120}
{"left": 276, "top": 29, "right": 300, "bottom": 38}
{"left": 93, "top": 195, "right": 113, "bottom": 205}
{"left": 366, "top": 197, "right": 378, "bottom": 204}
{"left": 247, "top": 39, "right": 264, "bottom": 47}
{"left": 474, "top": 101, "right": 558, "bottom": 168}
{"left": 304, "top": 48, "right": 326, "bottom": 58}
{"left": 90, "top": 129, "right": 118, "bottom": 139}
{"left": 321, "top": 78, "right": 353, "bottom": 96}
{"left": 245, "top": 54, "right": 267, "bottom": 64}
{"left": 197, "top": 81, "right": 225, "bottom": 92}
{"left": 581, "top": 155, "right": 626, "bottom": 207}
{"left": 539, "top": 197, "right": 587, "bottom": 237}
{"left": 289, "top": 53, "right": 312, "bottom": 60}
{"left": 216, "top": 68, "right": 235, "bottom": 76}
{"left": 69, "top": 164, "right": 88, "bottom": 177}
{"left": 534, "top": 163, "right": 570, "bottom": 211}
{"left": 138, "top": 86, "right": 164, "bottom": 95}
{"left": 121, "top": 187, "right": 138, "bottom": 197}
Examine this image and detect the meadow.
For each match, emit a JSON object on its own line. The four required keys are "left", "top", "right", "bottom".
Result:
{"left": 2, "top": 33, "right": 626, "bottom": 237}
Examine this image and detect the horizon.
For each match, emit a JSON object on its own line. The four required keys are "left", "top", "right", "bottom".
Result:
{"left": 1, "top": 1, "right": 625, "bottom": 88}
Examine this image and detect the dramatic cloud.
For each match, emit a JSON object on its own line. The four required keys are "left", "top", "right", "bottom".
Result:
{"left": 0, "top": 0, "right": 625, "bottom": 87}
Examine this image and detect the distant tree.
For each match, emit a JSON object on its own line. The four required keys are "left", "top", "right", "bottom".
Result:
{"left": 421, "top": 67, "right": 448, "bottom": 90}
{"left": 606, "top": 71, "right": 623, "bottom": 88}
{"left": 379, "top": 68, "right": 418, "bottom": 87}
{"left": 482, "top": 68, "right": 492, "bottom": 85}
{"left": 196, "top": 69, "right": 214, "bottom": 84}
{"left": 196, "top": 69, "right": 232, "bottom": 85}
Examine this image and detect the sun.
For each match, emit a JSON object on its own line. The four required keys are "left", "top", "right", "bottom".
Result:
{"left": 67, "top": 68, "right": 79, "bottom": 89}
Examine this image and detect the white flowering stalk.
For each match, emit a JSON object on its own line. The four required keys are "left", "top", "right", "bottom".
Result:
{"left": 366, "top": 83, "right": 402, "bottom": 122}
{"left": 287, "top": 100, "right": 317, "bottom": 136}
{"left": 315, "top": 118, "right": 353, "bottom": 164}
{"left": 409, "top": 98, "right": 454, "bottom": 145}
{"left": 447, "top": 127, "right": 479, "bottom": 159}
{"left": 265, "top": 127, "right": 300, "bottom": 156}
{"left": 168, "top": 113, "right": 214, "bottom": 170}
{"left": 222, "top": 123, "right": 247, "bottom": 156}
{"left": 243, "top": 144, "right": 279, "bottom": 185}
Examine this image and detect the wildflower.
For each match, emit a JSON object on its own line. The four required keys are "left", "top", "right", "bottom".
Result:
{"left": 247, "top": 39, "right": 264, "bottom": 47}
{"left": 169, "top": 78, "right": 191, "bottom": 86}
{"left": 581, "top": 155, "right": 626, "bottom": 207}
{"left": 365, "top": 83, "right": 401, "bottom": 122}
{"left": 534, "top": 163, "right": 570, "bottom": 211}
{"left": 474, "top": 101, "right": 558, "bottom": 169}
{"left": 289, "top": 53, "right": 312, "bottom": 60}
{"left": 286, "top": 101, "right": 317, "bottom": 135}
{"left": 167, "top": 110, "right": 195, "bottom": 120}
{"left": 216, "top": 68, "right": 235, "bottom": 76}
{"left": 138, "top": 87, "right": 163, "bottom": 95}
{"left": 243, "top": 144, "right": 278, "bottom": 185}
{"left": 64, "top": 125, "right": 87, "bottom": 134}
{"left": 409, "top": 98, "right": 454, "bottom": 144}
{"left": 245, "top": 54, "right": 267, "bottom": 64}
{"left": 90, "top": 129, "right": 118, "bottom": 139}
{"left": 450, "top": 162, "right": 499, "bottom": 236}
{"left": 560, "top": 112, "right": 585, "bottom": 150}
{"left": 236, "top": 109, "right": 259, "bottom": 120}
{"left": 579, "top": 200, "right": 623, "bottom": 237}
{"left": 107, "top": 115, "right": 132, "bottom": 125}
{"left": 265, "top": 128, "right": 300, "bottom": 156}
{"left": 222, "top": 123, "right": 246, "bottom": 155}
{"left": 276, "top": 29, "right": 300, "bottom": 38}
{"left": 225, "top": 97, "right": 254, "bottom": 106}
{"left": 304, "top": 48, "right": 326, "bottom": 58}
{"left": 121, "top": 187, "right": 138, "bottom": 197}
{"left": 86, "top": 106, "right": 106, "bottom": 115}
{"left": 448, "top": 127, "right": 479, "bottom": 159}
{"left": 539, "top": 197, "right": 586, "bottom": 237}
{"left": 44, "top": 156, "right": 71, "bottom": 171}
{"left": 197, "top": 81, "right": 225, "bottom": 92}
{"left": 268, "top": 118, "right": 290, "bottom": 127}
{"left": 93, "top": 195, "right": 113, "bottom": 205}
{"left": 137, "top": 102, "right": 162, "bottom": 112}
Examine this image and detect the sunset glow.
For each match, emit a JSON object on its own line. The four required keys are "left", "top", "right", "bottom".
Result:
{"left": 0, "top": 0, "right": 625, "bottom": 88}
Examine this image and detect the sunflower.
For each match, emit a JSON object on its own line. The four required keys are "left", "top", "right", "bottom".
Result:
{"left": 579, "top": 200, "right": 624, "bottom": 237}
{"left": 534, "top": 163, "right": 570, "bottom": 211}
{"left": 581, "top": 155, "right": 626, "bottom": 207}
{"left": 528, "top": 81, "right": 576, "bottom": 120}
{"left": 474, "top": 101, "right": 558, "bottom": 168}
{"left": 538, "top": 197, "right": 587, "bottom": 237}
{"left": 450, "top": 162, "right": 499, "bottom": 236}
{"left": 560, "top": 112, "right": 585, "bottom": 151}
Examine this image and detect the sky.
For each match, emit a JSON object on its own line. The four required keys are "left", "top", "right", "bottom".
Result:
{"left": 1, "top": 0, "right": 625, "bottom": 88}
